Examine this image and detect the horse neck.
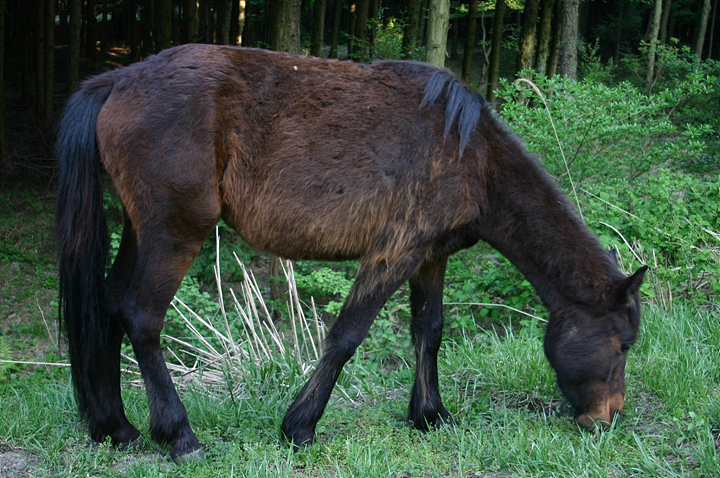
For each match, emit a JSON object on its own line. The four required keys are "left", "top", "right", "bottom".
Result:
{"left": 475, "top": 118, "right": 618, "bottom": 310}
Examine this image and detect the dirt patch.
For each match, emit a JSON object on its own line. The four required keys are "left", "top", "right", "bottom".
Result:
{"left": 0, "top": 444, "right": 41, "bottom": 478}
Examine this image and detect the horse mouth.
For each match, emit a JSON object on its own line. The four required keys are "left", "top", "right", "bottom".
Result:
{"left": 575, "top": 410, "right": 623, "bottom": 430}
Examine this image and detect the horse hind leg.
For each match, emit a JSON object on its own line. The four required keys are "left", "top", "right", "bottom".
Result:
{"left": 408, "top": 258, "right": 454, "bottom": 430}
{"left": 117, "top": 207, "right": 219, "bottom": 460}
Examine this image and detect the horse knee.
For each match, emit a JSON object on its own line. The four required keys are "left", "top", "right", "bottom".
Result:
{"left": 325, "top": 329, "right": 366, "bottom": 364}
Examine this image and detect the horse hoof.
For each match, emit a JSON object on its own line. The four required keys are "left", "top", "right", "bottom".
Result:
{"left": 437, "top": 413, "right": 457, "bottom": 428}
{"left": 281, "top": 429, "right": 314, "bottom": 452}
{"left": 171, "top": 447, "right": 204, "bottom": 464}
{"left": 119, "top": 435, "right": 144, "bottom": 451}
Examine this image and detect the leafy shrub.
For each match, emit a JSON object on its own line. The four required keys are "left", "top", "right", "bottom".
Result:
{"left": 497, "top": 73, "right": 712, "bottom": 186}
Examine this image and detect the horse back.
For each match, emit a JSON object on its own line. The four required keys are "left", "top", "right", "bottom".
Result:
{"left": 94, "top": 45, "right": 482, "bottom": 262}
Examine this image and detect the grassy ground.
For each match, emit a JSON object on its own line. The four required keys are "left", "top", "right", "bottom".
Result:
{"left": 1, "top": 292, "right": 718, "bottom": 477}
{"left": 1, "top": 181, "right": 719, "bottom": 478}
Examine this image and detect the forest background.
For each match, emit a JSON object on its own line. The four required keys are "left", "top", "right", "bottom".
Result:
{"left": 0, "top": 0, "right": 719, "bottom": 477}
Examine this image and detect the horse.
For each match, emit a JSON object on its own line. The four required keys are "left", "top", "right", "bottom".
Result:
{"left": 55, "top": 44, "right": 647, "bottom": 461}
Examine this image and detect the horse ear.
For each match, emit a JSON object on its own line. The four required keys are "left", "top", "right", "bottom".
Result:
{"left": 610, "top": 266, "right": 648, "bottom": 306}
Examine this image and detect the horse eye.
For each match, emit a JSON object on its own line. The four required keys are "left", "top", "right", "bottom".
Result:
{"left": 620, "top": 343, "right": 632, "bottom": 353}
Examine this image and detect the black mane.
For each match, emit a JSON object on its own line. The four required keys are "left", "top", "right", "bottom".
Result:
{"left": 420, "top": 69, "right": 486, "bottom": 155}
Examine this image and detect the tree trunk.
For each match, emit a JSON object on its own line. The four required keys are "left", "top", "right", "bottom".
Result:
{"left": 450, "top": 16, "right": 459, "bottom": 59}
{"left": 230, "top": 1, "right": 246, "bottom": 45}
{"left": 100, "top": 1, "right": 108, "bottom": 61}
{"left": 558, "top": 0, "right": 579, "bottom": 79}
{"left": 352, "top": 0, "right": 369, "bottom": 60}
{"left": 659, "top": 0, "right": 672, "bottom": 44}
{"left": 403, "top": 0, "right": 422, "bottom": 57}
{"left": 695, "top": 0, "right": 712, "bottom": 57}
{"left": 155, "top": 0, "right": 172, "bottom": 50}
{"left": 418, "top": 0, "right": 429, "bottom": 46}
{"left": 0, "top": 0, "right": 6, "bottom": 181}
{"left": 36, "top": 0, "right": 46, "bottom": 122}
{"left": 547, "top": 0, "right": 562, "bottom": 77}
{"left": 68, "top": 0, "right": 82, "bottom": 94}
{"left": 217, "top": 0, "right": 233, "bottom": 44}
{"left": 462, "top": 0, "right": 479, "bottom": 82}
{"left": 43, "top": 0, "right": 55, "bottom": 135}
{"left": 85, "top": 0, "right": 97, "bottom": 62}
{"left": 487, "top": 0, "right": 506, "bottom": 101}
{"left": 21, "top": 2, "right": 32, "bottom": 104}
{"left": 311, "top": 0, "right": 327, "bottom": 56}
{"left": 348, "top": 2, "right": 356, "bottom": 56}
{"left": 645, "top": 0, "right": 662, "bottom": 90}
{"left": 186, "top": 0, "right": 198, "bottom": 43}
{"left": 271, "top": 0, "right": 301, "bottom": 53}
{"left": 329, "top": 0, "right": 342, "bottom": 58}
{"left": 709, "top": 0, "right": 718, "bottom": 59}
{"left": 141, "top": 0, "right": 154, "bottom": 56}
{"left": 129, "top": 0, "right": 140, "bottom": 60}
{"left": 534, "top": 0, "right": 554, "bottom": 75}
{"left": 516, "top": 0, "right": 540, "bottom": 74}
{"left": 426, "top": 0, "right": 450, "bottom": 66}
{"left": 369, "top": 0, "right": 380, "bottom": 55}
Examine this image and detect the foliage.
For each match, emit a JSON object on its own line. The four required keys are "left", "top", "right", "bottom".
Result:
{"left": 497, "top": 72, "right": 714, "bottom": 185}
{"left": 347, "top": 15, "right": 425, "bottom": 62}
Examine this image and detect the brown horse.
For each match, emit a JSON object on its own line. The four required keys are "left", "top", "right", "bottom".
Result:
{"left": 55, "top": 44, "right": 647, "bottom": 460}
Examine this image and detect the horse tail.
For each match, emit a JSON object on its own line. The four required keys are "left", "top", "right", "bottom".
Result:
{"left": 55, "top": 77, "right": 114, "bottom": 416}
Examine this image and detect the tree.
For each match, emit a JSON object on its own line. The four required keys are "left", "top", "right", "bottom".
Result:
{"left": 645, "top": 0, "right": 662, "bottom": 90}
{"left": 546, "top": 0, "right": 562, "bottom": 77}
{"left": 487, "top": 0, "right": 506, "bottom": 101}
{"left": 85, "top": 0, "right": 97, "bottom": 62}
{"left": 559, "top": 0, "right": 579, "bottom": 79}
{"left": 230, "top": 1, "right": 247, "bottom": 45}
{"left": 68, "top": 0, "right": 82, "bottom": 94}
{"left": 462, "top": 0, "right": 479, "bottom": 82}
{"left": 268, "top": 0, "right": 301, "bottom": 53}
{"left": 0, "top": 0, "right": 5, "bottom": 180}
{"left": 155, "top": 0, "right": 172, "bottom": 51}
{"left": 186, "top": 0, "right": 199, "bottom": 43}
{"left": 534, "top": 0, "right": 555, "bottom": 75}
{"left": 709, "top": 0, "right": 718, "bottom": 59}
{"left": 352, "top": 0, "right": 370, "bottom": 59}
{"left": 329, "top": 0, "right": 343, "bottom": 58}
{"left": 695, "top": 0, "right": 712, "bottom": 57}
{"left": 516, "top": 0, "right": 540, "bottom": 74}
{"left": 310, "top": 0, "right": 327, "bottom": 56}
{"left": 217, "top": 0, "right": 234, "bottom": 44}
{"left": 659, "top": 0, "right": 672, "bottom": 44}
{"left": 403, "top": 0, "right": 423, "bottom": 57}
{"left": 426, "top": 0, "right": 450, "bottom": 66}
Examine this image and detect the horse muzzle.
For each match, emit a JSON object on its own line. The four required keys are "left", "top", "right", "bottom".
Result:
{"left": 575, "top": 391, "right": 625, "bottom": 429}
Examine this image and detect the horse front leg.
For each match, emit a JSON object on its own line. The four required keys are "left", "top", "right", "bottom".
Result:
{"left": 280, "top": 256, "right": 421, "bottom": 449}
{"left": 408, "top": 258, "right": 454, "bottom": 430}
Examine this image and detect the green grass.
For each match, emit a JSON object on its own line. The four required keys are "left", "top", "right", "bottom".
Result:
{"left": 1, "top": 303, "right": 717, "bottom": 477}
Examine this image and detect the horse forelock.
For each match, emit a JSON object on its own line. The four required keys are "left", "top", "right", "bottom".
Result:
{"left": 420, "top": 70, "right": 486, "bottom": 155}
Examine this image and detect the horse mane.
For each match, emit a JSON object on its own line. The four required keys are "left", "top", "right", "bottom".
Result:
{"left": 420, "top": 69, "right": 487, "bottom": 155}
{"left": 374, "top": 61, "right": 486, "bottom": 155}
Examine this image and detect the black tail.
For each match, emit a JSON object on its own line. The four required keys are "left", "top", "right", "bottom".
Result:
{"left": 55, "top": 77, "right": 114, "bottom": 416}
